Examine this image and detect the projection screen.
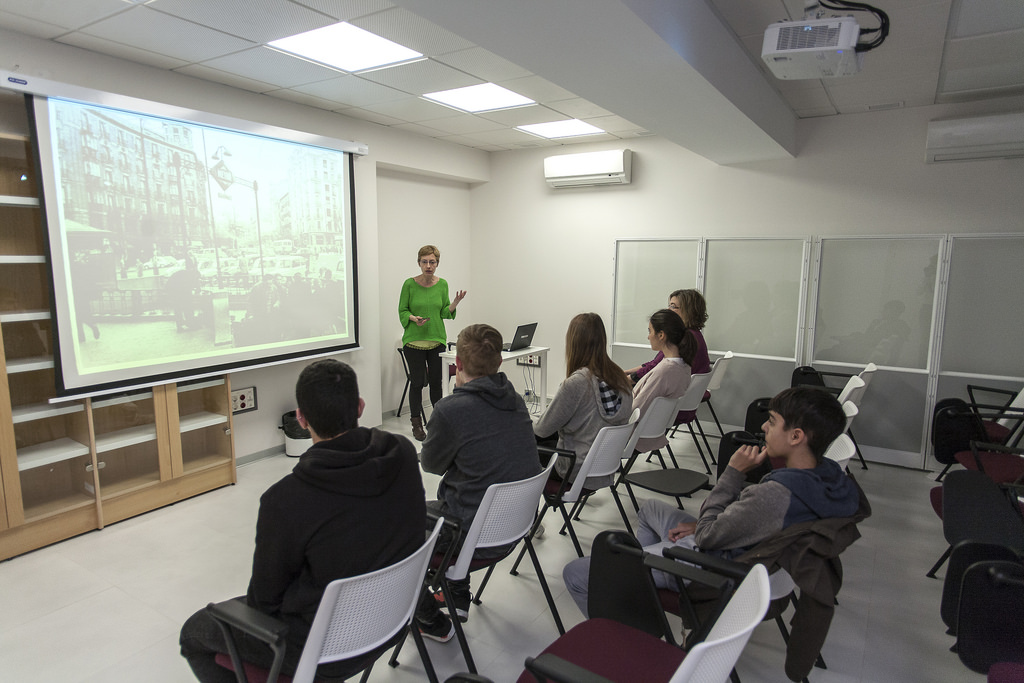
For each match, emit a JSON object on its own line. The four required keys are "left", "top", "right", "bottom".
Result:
{"left": 30, "top": 94, "right": 360, "bottom": 396}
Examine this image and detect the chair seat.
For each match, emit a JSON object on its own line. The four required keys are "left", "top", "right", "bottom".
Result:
{"left": 514, "top": 618, "right": 686, "bottom": 683}
{"left": 988, "top": 661, "right": 1024, "bottom": 683}
{"left": 955, "top": 449, "right": 1024, "bottom": 484}
{"left": 984, "top": 421, "right": 1013, "bottom": 445}
{"left": 930, "top": 486, "right": 944, "bottom": 520}
{"left": 625, "top": 468, "right": 710, "bottom": 497}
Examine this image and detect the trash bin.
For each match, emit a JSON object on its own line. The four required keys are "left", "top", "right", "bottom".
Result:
{"left": 280, "top": 410, "right": 311, "bottom": 457}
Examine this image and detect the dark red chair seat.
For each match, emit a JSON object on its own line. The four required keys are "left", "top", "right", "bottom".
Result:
{"left": 215, "top": 654, "right": 289, "bottom": 683}
{"left": 931, "top": 485, "right": 944, "bottom": 520}
{"left": 989, "top": 662, "right": 1024, "bottom": 682}
{"left": 985, "top": 421, "right": 1014, "bottom": 444}
{"left": 955, "top": 449, "right": 1024, "bottom": 484}
{"left": 514, "top": 618, "right": 686, "bottom": 683}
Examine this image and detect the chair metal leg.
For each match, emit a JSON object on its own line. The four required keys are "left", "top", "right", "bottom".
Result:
{"left": 511, "top": 503, "right": 552, "bottom": 575}
{"left": 927, "top": 545, "right": 952, "bottom": 578}
{"left": 935, "top": 462, "right": 953, "bottom": 482}
{"left": 610, "top": 486, "right": 635, "bottom": 536}
{"left": 665, "top": 443, "right": 680, "bottom": 469}
{"left": 707, "top": 400, "right": 725, "bottom": 439}
{"left": 474, "top": 564, "right": 497, "bottom": 603}
{"left": 523, "top": 537, "right": 565, "bottom": 635}
{"left": 556, "top": 503, "right": 584, "bottom": 557}
{"left": 408, "top": 626, "right": 440, "bottom": 683}
{"left": 688, "top": 424, "right": 713, "bottom": 475}
{"left": 694, "top": 418, "right": 716, "bottom": 466}
{"left": 569, "top": 495, "right": 590, "bottom": 524}
{"left": 440, "top": 576, "right": 476, "bottom": 673}
{"left": 625, "top": 479, "right": 641, "bottom": 512}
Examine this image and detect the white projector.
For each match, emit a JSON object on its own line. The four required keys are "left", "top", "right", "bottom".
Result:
{"left": 762, "top": 16, "right": 862, "bottom": 79}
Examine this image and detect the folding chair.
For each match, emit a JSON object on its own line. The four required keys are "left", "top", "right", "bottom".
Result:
{"left": 397, "top": 457, "right": 565, "bottom": 674}
{"left": 612, "top": 397, "right": 709, "bottom": 535}
{"left": 940, "top": 540, "right": 1022, "bottom": 637}
{"left": 516, "top": 532, "right": 770, "bottom": 683}
{"left": 207, "top": 517, "right": 446, "bottom": 683}
{"left": 509, "top": 420, "right": 638, "bottom": 567}
{"left": 664, "top": 371, "right": 716, "bottom": 474}
{"left": 700, "top": 351, "right": 734, "bottom": 438}
{"left": 956, "top": 558, "right": 1024, "bottom": 674}
{"left": 967, "top": 384, "right": 1024, "bottom": 446}
{"left": 824, "top": 432, "right": 858, "bottom": 472}
{"left": 396, "top": 346, "right": 411, "bottom": 418}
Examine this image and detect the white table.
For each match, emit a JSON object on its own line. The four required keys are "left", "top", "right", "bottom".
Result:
{"left": 440, "top": 345, "right": 549, "bottom": 411}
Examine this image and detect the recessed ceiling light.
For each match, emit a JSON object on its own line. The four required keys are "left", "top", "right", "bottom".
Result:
{"left": 268, "top": 22, "right": 423, "bottom": 73}
{"left": 423, "top": 83, "right": 535, "bottom": 113}
{"left": 517, "top": 119, "right": 606, "bottom": 139}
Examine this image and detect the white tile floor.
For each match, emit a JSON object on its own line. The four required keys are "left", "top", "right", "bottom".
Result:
{"left": 0, "top": 414, "right": 986, "bottom": 683}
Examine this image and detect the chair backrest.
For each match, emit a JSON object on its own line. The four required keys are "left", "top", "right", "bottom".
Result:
{"left": 676, "top": 371, "right": 714, "bottom": 413}
{"left": 824, "top": 434, "right": 857, "bottom": 471}
{"left": 706, "top": 351, "right": 734, "bottom": 393}
{"left": 956, "top": 559, "right": 1024, "bottom": 674}
{"left": 563, "top": 421, "right": 638, "bottom": 502}
{"left": 859, "top": 362, "right": 878, "bottom": 387}
{"left": 668, "top": 564, "right": 770, "bottom": 683}
{"left": 997, "top": 387, "right": 1024, "bottom": 430}
{"left": 292, "top": 517, "right": 445, "bottom": 682}
{"left": 837, "top": 375, "right": 867, "bottom": 405}
{"left": 588, "top": 530, "right": 672, "bottom": 638}
{"left": 446, "top": 457, "right": 557, "bottom": 581}
{"left": 842, "top": 400, "right": 859, "bottom": 432}
{"left": 932, "top": 397, "right": 988, "bottom": 465}
{"left": 624, "top": 395, "right": 678, "bottom": 456}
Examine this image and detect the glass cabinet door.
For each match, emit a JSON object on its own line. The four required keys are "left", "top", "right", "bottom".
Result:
{"left": 90, "top": 391, "right": 161, "bottom": 500}
{"left": 175, "top": 378, "right": 233, "bottom": 474}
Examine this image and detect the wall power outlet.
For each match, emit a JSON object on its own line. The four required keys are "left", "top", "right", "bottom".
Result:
{"left": 231, "top": 386, "right": 258, "bottom": 414}
{"left": 516, "top": 354, "right": 541, "bottom": 367}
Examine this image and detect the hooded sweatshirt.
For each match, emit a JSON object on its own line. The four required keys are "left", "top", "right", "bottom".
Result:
{"left": 534, "top": 368, "right": 634, "bottom": 487}
{"left": 246, "top": 427, "right": 425, "bottom": 645}
{"left": 421, "top": 372, "right": 541, "bottom": 531}
{"left": 693, "top": 457, "right": 859, "bottom": 557}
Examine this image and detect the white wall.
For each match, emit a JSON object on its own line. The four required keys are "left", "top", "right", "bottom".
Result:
{"left": 376, "top": 168, "right": 474, "bottom": 418}
{"left": 0, "top": 28, "right": 488, "bottom": 459}
{"left": 469, "top": 100, "right": 1024, "bottom": 387}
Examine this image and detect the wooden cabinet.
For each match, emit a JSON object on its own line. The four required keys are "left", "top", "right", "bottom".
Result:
{"left": 0, "top": 97, "right": 235, "bottom": 561}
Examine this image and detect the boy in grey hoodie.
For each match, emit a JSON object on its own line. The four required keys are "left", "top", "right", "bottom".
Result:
{"left": 564, "top": 386, "right": 860, "bottom": 617}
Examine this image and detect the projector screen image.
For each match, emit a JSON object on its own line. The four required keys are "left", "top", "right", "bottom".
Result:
{"left": 31, "top": 95, "right": 358, "bottom": 395}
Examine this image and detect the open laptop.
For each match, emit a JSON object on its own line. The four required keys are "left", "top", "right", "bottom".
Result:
{"left": 502, "top": 323, "right": 537, "bottom": 352}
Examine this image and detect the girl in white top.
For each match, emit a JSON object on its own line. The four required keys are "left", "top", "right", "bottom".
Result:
{"left": 633, "top": 308, "right": 696, "bottom": 453}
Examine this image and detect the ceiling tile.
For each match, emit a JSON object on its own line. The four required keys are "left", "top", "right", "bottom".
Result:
{"left": 173, "top": 63, "right": 278, "bottom": 93}
{"left": 360, "top": 96, "right": 462, "bottom": 123}
{"left": 943, "top": 29, "right": 1024, "bottom": 70}
{"left": 334, "top": 106, "right": 406, "bottom": 125}
{"left": 358, "top": 58, "right": 480, "bottom": 95}
{"left": 476, "top": 105, "right": 566, "bottom": 127}
{"left": 390, "top": 121, "right": 447, "bottom": 137}
{"left": 951, "top": 0, "right": 1024, "bottom": 38}
{"left": 350, "top": 6, "right": 473, "bottom": 56}
{"left": 292, "top": 0, "right": 396, "bottom": 22}
{"left": 78, "top": 6, "right": 256, "bottom": 63}
{"left": 0, "top": 0, "right": 129, "bottom": 31}
{"left": 412, "top": 115, "right": 505, "bottom": 135}
{"left": 56, "top": 32, "right": 191, "bottom": 70}
{"left": 150, "top": 0, "right": 334, "bottom": 42}
{"left": 197, "top": 47, "right": 345, "bottom": 89}
{"left": 433, "top": 46, "right": 531, "bottom": 82}
{"left": 292, "top": 75, "right": 410, "bottom": 107}
{"left": 265, "top": 88, "right": 349, "bottom": 111}
{"left": 580, "top": 114, "right": 649, "bottom": 134}
{"left": 942, "top": 62, "right": 1024, "bottom": 94}
{"left": 495, "top": 75, "right": 577, "bottom": 104}
{"left": 0, "top": 10, "right": 68, "bottom": 39}
{"left": 829, "top": 74, "right": 938, "bottom": 112}
{"left": 545, "top": 97, "right": 615, "bottom": 119}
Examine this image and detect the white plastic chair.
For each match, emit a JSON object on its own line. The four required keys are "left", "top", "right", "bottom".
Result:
{"left": 667, "top": 370, "right": 717, "bottom": 474}
{"left": 824, "top": 433, "right": 858, "bottom": 473}
{"left": 208, "top": 517, "right": 445, "bottom": 683}
{"left": 838, "top": 363, "right": 876, "bottom": 469}
{"left": 511, "top": 420, "right": 638, "bottom": 563}
{"left": 701, "top": 351, "right": 735, "bottom": 437}
{"left": 438, "top": 457, "right": 565, "bottom": 673}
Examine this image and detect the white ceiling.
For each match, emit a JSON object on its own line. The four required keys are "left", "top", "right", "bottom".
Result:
{"left": 1, "top": 0, "right": 1022, "bottom": 163}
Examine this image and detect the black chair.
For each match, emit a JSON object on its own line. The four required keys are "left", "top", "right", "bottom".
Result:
{"left": 956, "top": 559, "right": 1024, "bottom": 674}
{"left": 514, "top": 531, "right": 770, "bottom": 683}
{"left": 940, "top": 540, "right": 1021, "bottom": 637}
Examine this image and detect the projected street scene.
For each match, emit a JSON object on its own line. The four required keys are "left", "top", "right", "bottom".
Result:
{"left": 40, "top": 98, "right": 356, "bottom": 390}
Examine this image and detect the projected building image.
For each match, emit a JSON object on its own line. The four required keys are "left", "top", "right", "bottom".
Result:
{"left": 38, "top": 97, "right": 356, "bottom": 393}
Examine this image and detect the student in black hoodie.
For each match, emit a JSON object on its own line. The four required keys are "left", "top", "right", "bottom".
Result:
{"left": 180, "top": 359, "right": 426, "bottom": 682}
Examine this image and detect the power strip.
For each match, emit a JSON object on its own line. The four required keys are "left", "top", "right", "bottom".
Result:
{"left": 231, "top": 386, "right": 258, "bottom": 414}
{"left": 516, "top": 354, "right": 542, "bottom": 367}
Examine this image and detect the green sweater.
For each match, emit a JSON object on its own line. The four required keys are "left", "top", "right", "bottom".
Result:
{"left": 399, "top": 277, "right": 456, "bottom": 347}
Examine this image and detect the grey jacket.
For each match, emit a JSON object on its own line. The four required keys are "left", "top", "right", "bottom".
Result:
{"left": 421, "top": 372, "right": 540, "bottom": 531}
{"left": 534, "top": 368, "right": 634, "bottom": 487}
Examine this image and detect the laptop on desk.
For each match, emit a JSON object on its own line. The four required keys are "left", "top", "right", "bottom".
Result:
{"left": 502, "top": 323, "right": 537, "bottom": 352}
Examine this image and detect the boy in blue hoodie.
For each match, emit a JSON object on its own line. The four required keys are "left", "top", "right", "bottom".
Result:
{"left": 564, "top": 386, "right": 860, "bottom": 616}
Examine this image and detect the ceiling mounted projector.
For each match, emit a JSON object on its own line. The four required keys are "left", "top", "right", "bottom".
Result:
{"left": 762, "top": 16, "right": 862, "bottom": 79}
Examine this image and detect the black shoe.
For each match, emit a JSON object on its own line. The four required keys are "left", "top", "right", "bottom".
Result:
{"left": 417, "top": 611, "right": 455, "bottom": 643}
{"left": 434, "top": 589, "right": 471, "bottom": 622}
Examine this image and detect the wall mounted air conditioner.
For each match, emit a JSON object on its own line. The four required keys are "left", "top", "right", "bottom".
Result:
{"left": 926, "top": 112, "right": 1024, "bottom": 163}
{"left": 544, "top": 149, "right": 632, "bottom": 188}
